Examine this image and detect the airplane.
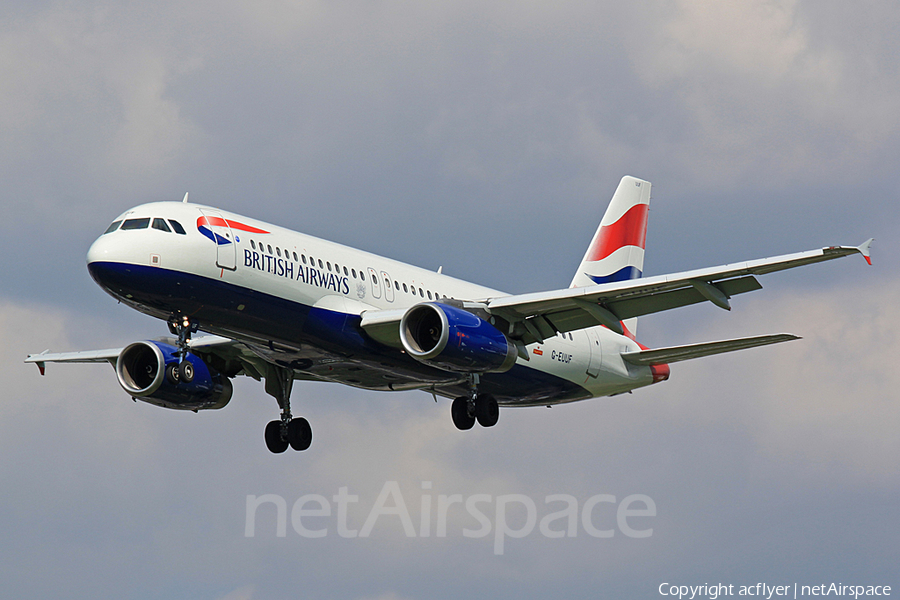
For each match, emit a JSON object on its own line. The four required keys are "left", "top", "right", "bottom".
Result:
{"left": 26, "top": 176, "right": 873, "bottom": 453}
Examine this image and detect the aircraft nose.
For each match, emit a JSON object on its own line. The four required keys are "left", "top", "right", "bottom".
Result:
{"left": 86, "top": 234, "right": 110, "bottom": 266}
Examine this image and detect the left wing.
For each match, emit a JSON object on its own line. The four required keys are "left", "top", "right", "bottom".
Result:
{"left": 25, "top": 348, "right": 122, "bottom": 375}
{"left": 26, "top": 335, "right": 240, "bottom": 375}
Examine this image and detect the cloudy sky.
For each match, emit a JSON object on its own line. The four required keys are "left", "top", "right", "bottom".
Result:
{"left": 1, "top": 1, "right": 898, "bottom": 598}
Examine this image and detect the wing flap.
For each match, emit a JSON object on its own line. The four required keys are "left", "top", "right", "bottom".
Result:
{"left": 621, "top": 333, "right": 800, "bottom": 366}
{"left": 608, "top": 276, "right": 762, "bottom": 320}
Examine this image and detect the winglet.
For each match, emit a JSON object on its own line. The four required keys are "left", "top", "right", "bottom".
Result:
{"left": 182, "top": 192, "right": 189, "bottom": 203}
{"left": 29, "top": 350, "right": 50, "bottom": 376}
{"left": 858, "top": 238, "right": 874, "bottom": 266}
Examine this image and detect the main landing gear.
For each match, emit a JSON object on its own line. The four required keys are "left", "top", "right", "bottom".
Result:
{"left": 166, "top": 315, "right": 199, "bottom": 385}
{"left": 450, "top": 374, "right": 499, "bottom": 431}
{"left": 264, "top": 365, "right": 313, "bottom": 453}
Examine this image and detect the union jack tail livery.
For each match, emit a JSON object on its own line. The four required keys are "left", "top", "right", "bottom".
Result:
{"left": 571, "top": 175, "right": 651, "bottom": 289}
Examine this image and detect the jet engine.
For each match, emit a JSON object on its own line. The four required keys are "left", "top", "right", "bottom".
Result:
{"left": 115, "top": 341, "right": 233, "bottom": 410}
{"left": 400, "top": 303, "right": 518, "bottom": 373}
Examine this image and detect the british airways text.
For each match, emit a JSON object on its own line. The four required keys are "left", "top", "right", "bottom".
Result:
{"left": 243, "top": 250, "right": 350, "bottom": 295}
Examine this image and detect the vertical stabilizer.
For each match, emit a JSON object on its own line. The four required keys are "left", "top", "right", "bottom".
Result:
{"left": 570, "top": 176, "right": 651, "bottom": 336}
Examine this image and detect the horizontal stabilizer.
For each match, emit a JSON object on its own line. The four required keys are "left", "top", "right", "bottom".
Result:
{"left": 621, "top": 333, "right": 800, "bottom": 366}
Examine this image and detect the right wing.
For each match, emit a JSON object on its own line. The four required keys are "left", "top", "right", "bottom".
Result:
{"left": 482, "top": 240, "right": 873, "bottom": 343}
{"left": 360, "top": 239, "right": 872, "bottom": 346}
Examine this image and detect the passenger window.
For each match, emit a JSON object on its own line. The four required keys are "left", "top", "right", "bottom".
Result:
{"left": 168, "top": 220, "right": 186, "bottom": 234}
{"left": 351, "top": 269, "right": 357, "bottom": 278}
{"left": 318, "top": 259, "right": 323, "bottom": 269}
{"left": 394, "top": 281, "right": 399, "bottom": 290}
{"left": 104, "top": 220, "right": 122, "bottom": 234}
{"left": 343, "top": 266, "right": 348, "bottom": 276}
{"left": 327, "top": 262, "right": 332, "bottom": 271}
{"left": 427, "top": 290, "right": 432, "bottom": 299}
{"left": 402, "top": 283, "right": 408, "bottom": 293}
{"left": 121, "top": 218, "right": 150, "bottom": 230}
{"left": 302, "top": 255, "right": 307, "bottom": 264}
{"left": 360, "top": 271, "right": 365, "bottom": 281}
{"left": 293, "top": 252, "right": 298, "bottom": 261}
{"left": 419, "top": 288, "right": 424, "bottom": 297}
{"left": 152, "top": 218, "right": 171, "bottom": 232}
{"left": 251, "top": 240, "right": 256, "bottom": 250}
{"left": 276, "top": 247, "right": 282, "bottom": 257}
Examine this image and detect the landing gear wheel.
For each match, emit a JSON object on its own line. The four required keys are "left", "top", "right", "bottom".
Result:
{"left": 475, "top": 393, "right": 499, "bottom": 428}
{"left": 288, "top": 418, "right": 313, "bottom": 451}
{"left": 451, "top": 396, "right": 476, "bottom": 430}
{"left": 177, "top": 360, "right": 194, "bottom": 383}
{"left": 165, "top": 364, "right": 181, "bottom": 385}
{"left": 265, "top": 420, "right": 289, "bottom": 453}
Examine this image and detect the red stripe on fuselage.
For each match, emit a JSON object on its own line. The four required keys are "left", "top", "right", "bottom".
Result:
{"left": 197, "top": 216, "right": 270, "bottom": 234}
{"left": 586, "top": 204, "right": 649, "bottom": 262}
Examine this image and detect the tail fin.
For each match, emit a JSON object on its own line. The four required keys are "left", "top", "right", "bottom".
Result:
{"left": 570, "top": 175, "right": 651, "bottom": 336}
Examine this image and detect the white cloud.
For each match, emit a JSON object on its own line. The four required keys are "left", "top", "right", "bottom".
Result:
{"left": 617, "top": 0, "right": 900, "bottom": 188}
{"left": 216, "top": 585, "right": 255, "bottom": 600}
{"left": 0, "top": 4, "right": 203, "bottom": 228}
{"left": 651, "top": 276, "right": 900, "bottom": 485}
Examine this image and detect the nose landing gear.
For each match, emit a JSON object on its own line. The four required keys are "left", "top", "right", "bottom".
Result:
{"left": 168, "top": 314, "right": 198, "bottom": 383}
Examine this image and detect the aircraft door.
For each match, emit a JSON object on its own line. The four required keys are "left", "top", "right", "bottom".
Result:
{"left": 381, "top": 271, "right": 395, "bottom": 302}
{"left": 367, "top": 268, "right": 381, "bottom": 299}
{"left": 586, "top": 328, "right": 602, "bottom": 378}
{"left": 199, "top": 209, "right": 237, "bottom": 271}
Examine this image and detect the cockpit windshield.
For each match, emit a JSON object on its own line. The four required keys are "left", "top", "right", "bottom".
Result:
{"left": 103, "top": 217, "right": 187, "bottom": 235}
{"left": 120, "top": 217, "right": 151, "bottom": 230}
{"left": 152, "top": 218, "right": 171, "bottom": 232}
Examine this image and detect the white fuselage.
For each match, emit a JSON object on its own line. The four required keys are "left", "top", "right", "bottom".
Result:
{"left": 86, "top": 201, "right": 657, "bottom": 406}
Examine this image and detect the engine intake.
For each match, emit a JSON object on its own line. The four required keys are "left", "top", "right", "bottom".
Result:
{"left": 116, "top": 341, "right": 233, "bottom": 410}
{"left": 400, "top": 303, "right": 518, "bottom": 373}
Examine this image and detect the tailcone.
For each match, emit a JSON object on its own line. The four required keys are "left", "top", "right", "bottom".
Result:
{"left": 650, "top": 363, "right": 670, "bottom": 383}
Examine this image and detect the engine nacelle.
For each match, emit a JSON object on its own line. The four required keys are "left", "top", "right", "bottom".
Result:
{"left": 400, "top": 303, "right": 518, "bottom": 373}
{"left": 115, "top": 341, "right": 233, "bottom": 410}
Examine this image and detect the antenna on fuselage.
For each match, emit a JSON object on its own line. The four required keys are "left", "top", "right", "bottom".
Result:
{"left": 182, "top": 192, "right": 189, "bottom": 203}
